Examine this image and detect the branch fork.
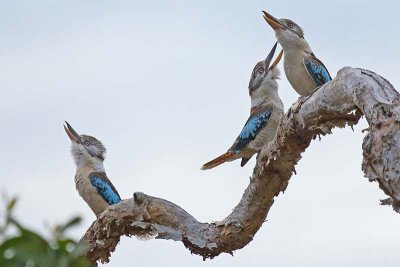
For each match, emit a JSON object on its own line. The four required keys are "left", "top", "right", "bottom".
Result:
{"left": 82, "top": 67, "right": 400, "bottom": 265}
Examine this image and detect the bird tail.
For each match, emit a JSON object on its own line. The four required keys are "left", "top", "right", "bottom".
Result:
{"left": 201, "top": 152, "right": 237, "bottom": 170}
{"left": 240, "top": 156, "right": 253, "bottom": 167}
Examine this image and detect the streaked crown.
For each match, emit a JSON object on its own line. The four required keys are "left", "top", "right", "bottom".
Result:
{"left": 279, "top": 19, "right": 304, "bottom": 38}
{"left": 248, "top": 43, "right": 283, "bottom": 95}
{"left": 79, "top": 135, "right": 106, "bottom": 160}
{"left": 64, "top": 122, "right": 107, "bottom": 162}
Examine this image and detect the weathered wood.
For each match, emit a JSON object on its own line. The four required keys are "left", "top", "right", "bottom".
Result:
{"left": 81, "top": 67, "right": 400, "bottom": 265}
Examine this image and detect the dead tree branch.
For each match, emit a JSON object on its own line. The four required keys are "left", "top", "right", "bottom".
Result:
{"left": 81, "top": 67, "right": 400, "bottom": 265}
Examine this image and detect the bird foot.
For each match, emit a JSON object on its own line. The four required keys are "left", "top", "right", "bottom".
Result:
{"left": 291, "top": 95, "right": 308, "bottom": 114}
{"left": 361, "top": 126, "right": 371, "bottom": 133}
{"left": 290, "top": 86, "right": 322, "bottom": 114}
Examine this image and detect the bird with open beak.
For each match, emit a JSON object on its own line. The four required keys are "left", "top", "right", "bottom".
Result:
{"left": 202, "top": 43, "right": 284, "bottom": 170}
{"left": 64, "top": 121, "right": 121, "bottom": 217}
{"left": 262, "top": 10, "right": 331, "bottom": 96}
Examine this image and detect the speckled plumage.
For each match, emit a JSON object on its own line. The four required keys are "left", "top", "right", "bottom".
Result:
{"left": 233, "top": 107, "right": 273, "bottom": 153}
{"left": 201, "top": 44, "right": 284, "bottom": 170}
{"left": 263, "top": 11, "right": 332, "bottom": 96}
{"left": 64, "top": 122, "right": 121, "bottom": 217}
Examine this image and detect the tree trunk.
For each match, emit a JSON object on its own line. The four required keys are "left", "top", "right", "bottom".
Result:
{"left": 81, "top": 67, "right": 400, "bottom": 265}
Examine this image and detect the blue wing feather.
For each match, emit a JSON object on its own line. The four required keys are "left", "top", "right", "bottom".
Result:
{"left": 89, "top": 172, "right": 121, "bottom": 205}
{"left": 231, "top": 107, "right": 273, "bottom": 153}
{"left": 303, "top": 54, "right": 332, "bottom": 86}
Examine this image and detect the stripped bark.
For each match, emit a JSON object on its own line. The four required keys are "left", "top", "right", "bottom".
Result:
{"left": 81, "top": 67, "right": 400, "bottom": 265}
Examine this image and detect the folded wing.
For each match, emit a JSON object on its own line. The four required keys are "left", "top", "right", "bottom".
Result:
{"left": 230, "top": 106, "right": 273, "bottom": 153}
{"left": 89, "top": 172, "right": 121, "bottom": 205}
{"left": 303, "top": 53, "right": 332, "bottom": 87}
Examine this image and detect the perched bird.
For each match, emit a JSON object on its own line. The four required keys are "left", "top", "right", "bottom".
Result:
{"left": 201, "top": 43, "right": 284, "bottom": 170}
{"left": 64, "top": 121, "right": 121, "bottom": 217}
{"left": 262, "top": 11, "right": 331, "bottom": 96}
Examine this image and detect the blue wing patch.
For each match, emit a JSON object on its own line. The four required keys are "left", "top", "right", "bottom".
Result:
{"left": 303, "top": 55, "right": 332, "bottom": 86}
{"left": 89, "top": 172, "right": 121, "bottom": 205}
{"left": 231, "top": 108, "right": 273, "bottom": 153}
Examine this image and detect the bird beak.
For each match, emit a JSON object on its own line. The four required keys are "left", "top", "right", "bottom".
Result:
{"left": 64, "top": 121, "right": 82, "bottom": 144}
{"left": 268, "top": 49, "right": 283, "bottom": 71}
{"left": 262, "top": 11, "right": 283, "bottom": 30}
{"left": 265, "top": 42, "right": 278, "bottom": 69}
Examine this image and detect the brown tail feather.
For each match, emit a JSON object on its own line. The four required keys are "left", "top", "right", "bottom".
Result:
{"left": 201, "top": 152, "right": 237, "bottom": 170}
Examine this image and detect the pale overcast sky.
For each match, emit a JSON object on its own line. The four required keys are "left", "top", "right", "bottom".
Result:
{"left": 1, "top": 1, "right": 400, "bottom": 266}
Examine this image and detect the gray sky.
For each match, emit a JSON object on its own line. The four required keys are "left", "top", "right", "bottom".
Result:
{"left": 1, "top": 1, "right": 400, "bottom": 266}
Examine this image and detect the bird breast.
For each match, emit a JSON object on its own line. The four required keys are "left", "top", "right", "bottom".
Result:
{"left": 283, "top": 51, "right": 317, "bottom": 96}
{"left": 75, "top": 171, "right": 109, "bottom": 216}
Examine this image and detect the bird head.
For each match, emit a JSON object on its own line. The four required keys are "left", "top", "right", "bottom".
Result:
{"left": 64, "top": 121, "right": 106, "bottom": 168}
{"left": 262, "top": 11, "right": 305, "bottom": 50}
{"left": 248, "top": 42, "right": 283, "bottom": 103}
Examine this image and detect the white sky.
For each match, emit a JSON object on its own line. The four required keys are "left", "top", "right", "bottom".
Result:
{"left": 1, "top": 1, "right": 400, "bottom": 266}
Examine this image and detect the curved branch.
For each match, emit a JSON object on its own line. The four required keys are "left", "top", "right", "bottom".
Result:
{"left": 81, "top": 67, "right": 400, "bottom": 265}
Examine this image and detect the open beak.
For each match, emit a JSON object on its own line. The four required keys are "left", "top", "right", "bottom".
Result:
{"left": 262, "top": 11, "right": 283, "bottom": 30}
{"left": 268, "top": 49, "right": 283, "bottom": 71}
{"left": 64, "top": 121, "right": 82, "bottom": 144}
{"left": 265, "top": 42, "right": 279, "bottom": 69}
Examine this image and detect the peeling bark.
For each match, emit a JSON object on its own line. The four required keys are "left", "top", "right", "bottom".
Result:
{"left": 81, "top": 67, "right": 400, "bottom": 265}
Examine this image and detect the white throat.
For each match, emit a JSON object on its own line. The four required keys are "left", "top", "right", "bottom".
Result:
{"left": 276, "top": 31, "right": 312, "bottom": 54}
{"left": 250, "top": 67, "right": 283, "bottom": 109}
{"left": 71, "top": 145, "right": 105, "bottom": 172}
{"left": 251, "top": 89, "right": 283, "bottom": 110}
{"left": 251, "top": 98, "right": 265, "bottom": 108}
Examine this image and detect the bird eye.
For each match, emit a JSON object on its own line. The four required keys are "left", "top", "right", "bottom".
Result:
{"left": 288, "top": 23, "right": 293, "bottom": 28}
{"left": 258, "top": 68, "right": 264, "bottom": 74}
{"left": 84, "top": 141, "right": 90, "bottom": 146}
